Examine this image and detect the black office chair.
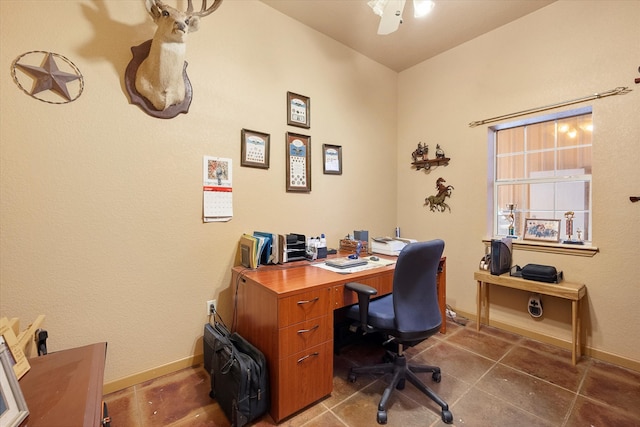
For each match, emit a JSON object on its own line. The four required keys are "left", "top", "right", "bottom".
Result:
{"left": 345, "top": 239, "right": 453, "bottom": 424}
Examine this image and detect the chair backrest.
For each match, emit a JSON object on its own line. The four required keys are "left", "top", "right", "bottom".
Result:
{"left": 392, "top": 239, "right": 445, "bottom": 337}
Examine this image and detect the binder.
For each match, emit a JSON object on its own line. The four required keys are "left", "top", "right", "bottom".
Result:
{"left": 240, "top": 234, "right": 259, "bottom": 269}
{"left": 254, "top": 231, "right": 275, "bottom": 265}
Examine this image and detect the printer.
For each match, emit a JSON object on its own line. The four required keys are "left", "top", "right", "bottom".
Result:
{"left": 371, "top": 237, "right": 417, "bottom": 256}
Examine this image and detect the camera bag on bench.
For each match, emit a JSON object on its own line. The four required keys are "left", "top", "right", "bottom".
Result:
{"left": 521, "top": 264, "right": 563, "bottom": 283}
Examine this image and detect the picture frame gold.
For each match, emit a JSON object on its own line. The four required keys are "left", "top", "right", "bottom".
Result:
{"left": 286, "top": 132, "right": 311, "bottom": 193}
{"left": 241, "top": 128, "right": 270, "bottom": 169}
{"left": 286, "top": 91, "right": 310, "bottom": 129}
{"left": 523, "top": 218, "right": 561, "bottom": 242}
{"left": 0, "top": 340, "right": 29, "bottom": 427}
{"left": 322, "top": 144, "right": 342, "bottom": 175}
{"left": 0, "top": 321, "right": 29, "bottom": 380}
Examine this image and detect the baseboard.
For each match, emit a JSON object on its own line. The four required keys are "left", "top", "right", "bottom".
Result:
{"left": 103, "top": 310, "right": 640, "bottom": 395}
{"left": 456, "top": 309, "right": 640, "bottom": 373}
{"left": 103, "top": 353, "right": 204, "bottom": 395}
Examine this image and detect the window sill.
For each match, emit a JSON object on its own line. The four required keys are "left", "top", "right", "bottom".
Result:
{"left": 482, "top": 238, "right": 598, "bottom": 257}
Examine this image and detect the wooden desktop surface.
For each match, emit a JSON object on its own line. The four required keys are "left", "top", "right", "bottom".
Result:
{"left": 19, "top": 342, "right": 107, "bottom": 427}
{"left": 234, "top": 257, "right": 394, "bottom": 290}
{"left": 233, "top": 255, "right": 446, "bottom": 422}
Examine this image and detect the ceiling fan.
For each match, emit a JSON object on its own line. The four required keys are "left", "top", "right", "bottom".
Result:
{"left": 368, "top": 0, "right": 435, "bottom": 35}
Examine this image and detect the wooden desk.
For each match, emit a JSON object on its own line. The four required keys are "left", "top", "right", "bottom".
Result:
{"left": 19, "top": 342, "right": 107, "bottom": 427}
{"left": 474, "top": 270, "right": 586, "bottom": 365}
{"left": 233, "top": 257, "right": 446, "bottom": 422}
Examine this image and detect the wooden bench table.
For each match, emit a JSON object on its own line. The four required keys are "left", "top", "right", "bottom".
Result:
{"left": 474, "top": 270, "right": 586, "bottom": 365}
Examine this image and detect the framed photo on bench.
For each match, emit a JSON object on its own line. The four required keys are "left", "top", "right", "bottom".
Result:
{"left": 524, "top": 218, "right": 561, "bottom": 242}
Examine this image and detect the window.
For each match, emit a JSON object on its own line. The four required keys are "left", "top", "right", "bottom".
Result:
{"left": 490, "top": 107, "right": 592, "bottom": 243}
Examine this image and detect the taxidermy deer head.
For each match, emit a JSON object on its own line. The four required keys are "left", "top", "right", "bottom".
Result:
{"left": 134, "top": 0, "right": 223, "bottom": 112}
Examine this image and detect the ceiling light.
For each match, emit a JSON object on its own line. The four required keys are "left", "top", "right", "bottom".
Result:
{"left": 368, "top": 0, "right": 386, "bottom": 17}
{"left": 413, "top": 0, "right": 435, "bottom": 18}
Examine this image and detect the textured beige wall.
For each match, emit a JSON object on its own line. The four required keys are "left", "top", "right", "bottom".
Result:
{"left": 398, "top": 1, "right": 640, "bottom": 363}
{"left": 1, "top": 0, "right": 639, "bottom": 387}
{"left": 0, "top": 1, "right": 397, "bottom": 383}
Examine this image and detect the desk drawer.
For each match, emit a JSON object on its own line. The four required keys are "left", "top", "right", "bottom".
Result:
{"left": 279, "top": 315, "right": 332, "bottom": 356}
{"left": 278, "top": 288, "right": 330, "bottom": 327}
{"left": 332, "top": 272, "right": 394, "bottom": 309}
{"left": 278, "top": 341, "right": 333, "bottom": 419}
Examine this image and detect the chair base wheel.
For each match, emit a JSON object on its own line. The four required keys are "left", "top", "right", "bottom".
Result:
{"left": 432, "top": 371, "right": 441, "bottom": 383}
{"left": 442, "top": 409, "right": 453, "bottom": 424}
{"left": 377, "top": 410, "right": 387, "bottom": 424}
{"left": 348, "top": 372, "right": 357, "bottom": 383}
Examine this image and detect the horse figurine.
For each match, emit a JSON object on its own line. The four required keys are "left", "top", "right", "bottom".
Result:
{"left": 424, "top": 177, "right": 454, "bottom": 212}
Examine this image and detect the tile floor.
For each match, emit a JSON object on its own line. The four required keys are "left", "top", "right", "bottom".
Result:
{"left": 104, "top": 320, "right": 640, "bottom": 426}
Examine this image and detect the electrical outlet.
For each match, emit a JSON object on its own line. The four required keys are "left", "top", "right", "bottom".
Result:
{"left": 206, "top": 299, "right": 216, "bottom": 316}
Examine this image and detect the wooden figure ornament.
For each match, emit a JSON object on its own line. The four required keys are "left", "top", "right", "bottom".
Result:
{"left": 424, "top": 177, "right": 454, "bottom": 213}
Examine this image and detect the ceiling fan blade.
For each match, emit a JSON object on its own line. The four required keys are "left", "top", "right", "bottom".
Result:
{"left": 377, "top": 0, "right": 406, "bottom": 35}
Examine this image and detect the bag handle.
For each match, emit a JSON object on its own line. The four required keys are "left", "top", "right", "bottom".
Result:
{"left": 510, "top": 265, "right": 523, "bottom": 277}
{"left": 211, "top": 311, "right": 238, "bottom": 374}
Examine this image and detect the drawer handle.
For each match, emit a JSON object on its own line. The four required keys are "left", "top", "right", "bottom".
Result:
{"left": 297, "top": 325, "right": 319, "bottom": 334}
{"left": 297, "top": 352, "right": 320, "bottom": 363}
{"left": 297, "top": 297, "right": 319, "bottom": 305}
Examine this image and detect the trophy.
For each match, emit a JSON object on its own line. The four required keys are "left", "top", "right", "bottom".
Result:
{"left": 506, "top": 203, "right": 517, "bottom": 237}
{"left": 563, "top": 211, "right": 583, "bottom": 245}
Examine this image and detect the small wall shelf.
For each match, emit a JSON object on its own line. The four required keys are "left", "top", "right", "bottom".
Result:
{"left": 412, "top": 157, "right": 450, "bottom": 171}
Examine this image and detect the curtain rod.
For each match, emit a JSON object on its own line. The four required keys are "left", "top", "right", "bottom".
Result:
{"left": 468, "top": 86, "right": 632, "bottom": 128}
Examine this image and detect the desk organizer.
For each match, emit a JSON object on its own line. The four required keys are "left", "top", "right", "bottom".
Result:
{"left": 284, "top": 233, "right": 306, "bottom": 262}
{"left": 339, "top": 239, "right": 368, "bottom": 254}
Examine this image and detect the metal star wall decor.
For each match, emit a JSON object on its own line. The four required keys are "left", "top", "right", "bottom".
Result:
{"left": 11, "top": 51, "right": 84, "bottom": 104}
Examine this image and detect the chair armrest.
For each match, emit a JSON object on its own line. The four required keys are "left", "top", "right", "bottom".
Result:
{"left": 345, "top": 282, "right": 378, "bottom": 332}
{"left": 345, "top": 282, "right": 378, "bottom": 296}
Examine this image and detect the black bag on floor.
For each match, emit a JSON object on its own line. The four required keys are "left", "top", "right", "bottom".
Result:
{"left": 203, "top": 321, "right": 269, "bottom": 427}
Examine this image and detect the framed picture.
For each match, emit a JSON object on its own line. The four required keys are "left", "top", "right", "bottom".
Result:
{"left": 323, "top": 144, "right": 342, "bottom": 175}
{"left": 0, "top": 321, "right": 29, "bottom": 380}
{"left": 0, "top": 340, "right": 29, "bottom": 427}
{"left": 286, "top": 132, "right": 311, "bottom": 193}
{"left": 523, "top": 218, "right": 561, "bottom": 242}
{"left": 287, "top": 91, "right": 310, "bottom": 129}
{"left": 241, "top": 129, "right": 270, "bottom": 169}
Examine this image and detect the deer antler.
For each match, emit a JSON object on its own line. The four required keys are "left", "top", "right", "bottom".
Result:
{"left": 186, "top": 0, "right": 223, "bottom": 17}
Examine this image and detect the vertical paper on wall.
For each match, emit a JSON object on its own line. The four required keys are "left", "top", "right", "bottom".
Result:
{"left": 203, "top": 156, "right": 233, "bottom": 222}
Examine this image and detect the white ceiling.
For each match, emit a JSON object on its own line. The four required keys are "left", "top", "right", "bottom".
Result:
{"left": 260, "top": 0, "right": 556, "bottom": 72}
